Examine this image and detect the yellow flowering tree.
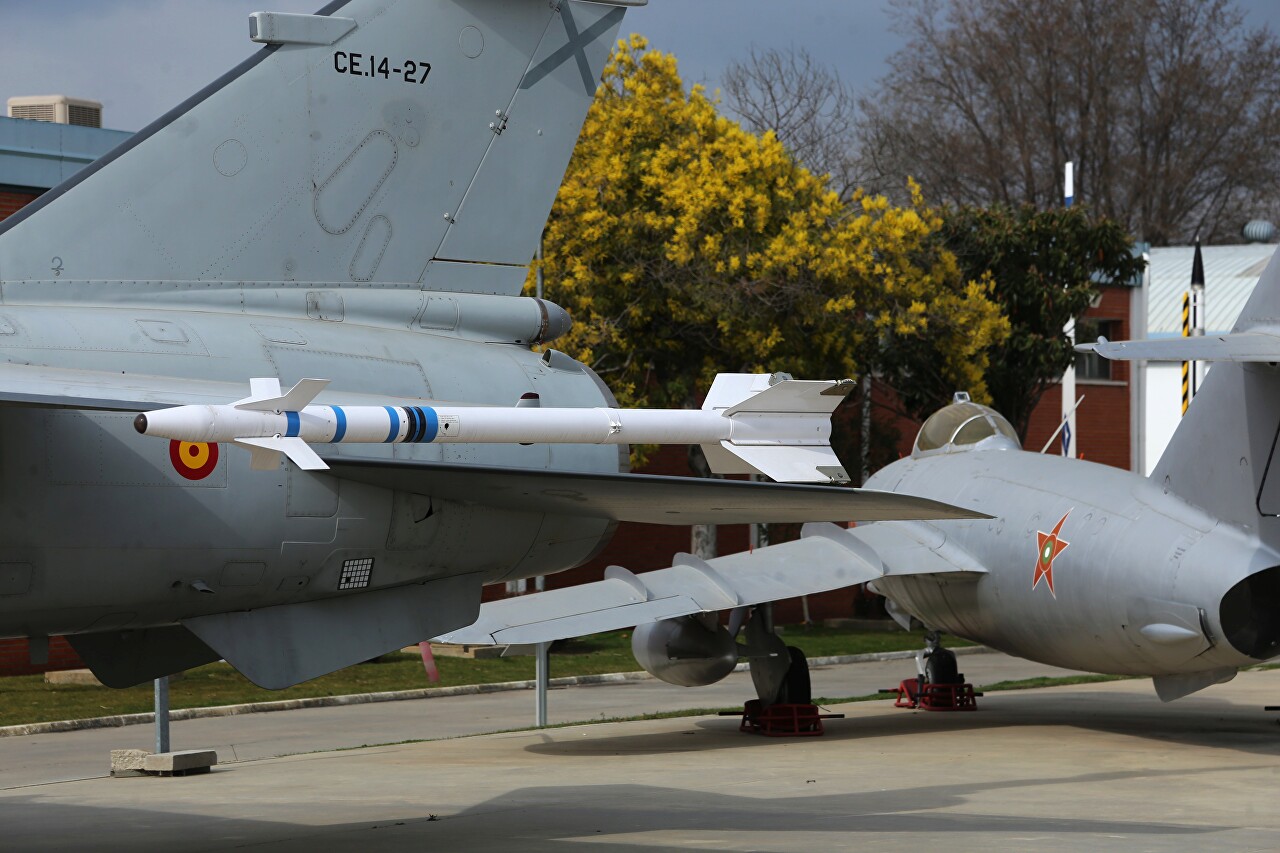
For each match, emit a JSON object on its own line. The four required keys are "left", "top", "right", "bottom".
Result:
{"left": 535, "top": 36, "right": 1008, "bottom": 424}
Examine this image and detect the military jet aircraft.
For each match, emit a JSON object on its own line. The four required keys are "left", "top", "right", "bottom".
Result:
{"left": 461, "top": 250, "right": 1280, "bottom": 703}
{"left": 0, "top": 0, "right": 985, "bottom": 694}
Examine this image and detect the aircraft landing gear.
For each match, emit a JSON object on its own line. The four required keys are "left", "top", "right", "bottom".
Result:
{"left": 883, "top": 631, "right": 981, "bottom": 711}
{"left": 728, "top": 605, "right": 843, "bottom": 736}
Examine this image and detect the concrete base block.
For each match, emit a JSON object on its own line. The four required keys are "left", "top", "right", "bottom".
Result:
{"left": 46, "top": 669, "right": 105, "bottom": 687}
{"left": 408, "top": 643, "right": 505, "bottom": 659}
{"left": 46, "top": 669, "right": 185, "bottom": 686}
{"left": 110, "top": 748, "right": 150, "bottom": 777}
{"left": 143, "top": 750, "right": 217, "bottom": 776}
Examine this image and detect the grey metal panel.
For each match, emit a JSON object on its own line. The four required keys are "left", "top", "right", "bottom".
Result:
{"left": 184, "top": 572, "right": 481, "bottom": 689}
{"left": 842, "top": 521, "right": 988, "bottom": 578}
{"left": 43, "top": 412, "right": 227, "bottom": 489}
{"left": 324, "top": 458, "right": 988, "bottom": 523}
{"left": 266, "top": 347, "right": 432, "bottom": 400}
{"left": 436, "top": 1, "right": 625, "bottom": 265}
{"left": 419, "top": 260, "right": 529, "bottom": 296}
{"left": 0, "top": 361, "right": 444, "bottom": 412}
{"left": 68, "top": 625, "right": 221, "bottom": 688}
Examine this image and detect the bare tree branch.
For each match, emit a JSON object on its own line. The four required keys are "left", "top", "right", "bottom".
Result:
{"left": 722, "top": 46, "right": 864, "bottom": 200}
{"left": 859, "top": 0, "right": 1280, "bottom": 244}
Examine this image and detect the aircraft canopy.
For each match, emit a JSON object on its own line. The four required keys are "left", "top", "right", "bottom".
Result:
{"left": 913, "top": 400, "right": 1020, "bottom": 457}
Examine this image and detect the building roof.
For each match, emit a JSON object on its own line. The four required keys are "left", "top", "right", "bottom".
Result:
{"left": 0, "top": 116, "right": 129, "bottom": 192}
{"left": 1145, "top": 243, "right": 1277, "bottom": 336}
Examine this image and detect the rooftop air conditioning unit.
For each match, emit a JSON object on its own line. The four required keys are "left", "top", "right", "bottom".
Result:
{"left": 7, "top": 95, "right": 102, "bottom": 128}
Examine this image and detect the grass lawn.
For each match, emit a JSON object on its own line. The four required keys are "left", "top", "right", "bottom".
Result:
{"left": 0, "top": 624, "right": 952, "bottom": 727}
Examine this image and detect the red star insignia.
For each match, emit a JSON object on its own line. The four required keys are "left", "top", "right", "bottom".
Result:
{"left": 1032, "top": 510, "right": 1071, "bottom": 596}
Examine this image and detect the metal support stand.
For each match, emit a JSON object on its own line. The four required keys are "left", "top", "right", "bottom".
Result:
{"left": 535, "top": 641, "right": 549, "bottom": 728}
{"left": 154, "top": 676, "right": 170, "bottom": 754}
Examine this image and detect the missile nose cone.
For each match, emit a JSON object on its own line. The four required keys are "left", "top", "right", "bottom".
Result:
{"left": 133, "top": 413, "right": 149, "bottom": 434}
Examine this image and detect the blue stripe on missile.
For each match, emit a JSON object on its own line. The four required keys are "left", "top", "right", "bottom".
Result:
{"left": 332, "top": 406, "right": 347, "bottom": 443}
{"left": 421, "top": 407, "right": 439, "bottom": 442}
{"left": 384, "top": 406, "right": 400, "bottom": 443}
{"left": 285, "top": 411, "right": 300, "bottom": 438}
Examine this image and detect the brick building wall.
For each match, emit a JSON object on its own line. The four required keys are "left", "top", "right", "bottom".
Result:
{"left": 0, "top": 636, "right": 82, "bottom": 676}
{"left": 0, "top": 187, "right": 38, "bottom": 220}
{"left": 1023, "top": 286, "right": 1133, "bottom": 470}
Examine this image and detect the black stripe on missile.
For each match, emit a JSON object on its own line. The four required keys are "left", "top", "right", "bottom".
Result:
{"left": 405, "top": 406, "right": 422, "bottom": 444}
{"left": 410, "top": 407, "right": 428, "bottom": 443}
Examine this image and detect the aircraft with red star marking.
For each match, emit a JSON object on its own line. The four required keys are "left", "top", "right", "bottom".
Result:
{"left": 457, "top": 308, "right": 1280, "bottom": 703}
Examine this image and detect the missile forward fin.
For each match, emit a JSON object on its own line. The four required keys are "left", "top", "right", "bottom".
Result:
{"left": 235, "top": 436, "right": 329, "bottom": 471}
{"left": 234, "top": 378, "right": 330, "bottom": 413}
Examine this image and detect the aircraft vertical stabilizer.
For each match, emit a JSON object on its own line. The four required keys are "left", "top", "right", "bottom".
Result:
{"left": 0, "top": 1, "right": 629, "bottom": 291}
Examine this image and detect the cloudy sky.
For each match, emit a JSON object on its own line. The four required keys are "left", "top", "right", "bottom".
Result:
{"left": 4, "top": 1, "right": 1280, "bottom": 132}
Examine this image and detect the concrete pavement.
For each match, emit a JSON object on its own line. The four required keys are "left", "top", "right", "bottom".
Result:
{"left": 0, "top": 649, "right": 1067, "bottom": 789}
{"left": 3, "top": 654, "right": 1279, "bottom": 851}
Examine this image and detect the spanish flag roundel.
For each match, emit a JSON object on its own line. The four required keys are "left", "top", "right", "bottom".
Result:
{"left": 170, "top": 440, "right": 219, "bottom": 480}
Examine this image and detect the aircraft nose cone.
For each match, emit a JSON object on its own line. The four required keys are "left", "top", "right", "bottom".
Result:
{"left": 133, "top": 413, "right": 148, "bottom": 434}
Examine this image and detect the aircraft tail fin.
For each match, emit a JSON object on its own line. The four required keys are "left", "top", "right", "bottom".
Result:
{"left": 0, "top": 0, "right": 631, "bottom": 292}
{"left": 1147, "top": 252, "right": 1280, "bottom": 545}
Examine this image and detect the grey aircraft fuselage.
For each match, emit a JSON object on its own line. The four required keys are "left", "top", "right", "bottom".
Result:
{"left": 868, "top": 439, "right": 1277, "bottom": 681}
{"left": 0, "top": 0, "right": 642, "bottom": 664}
{"left": 0, "top": 1, "right": 990, "bottom": 692}
{"left": 0, "top": 287, "right": 619, "bottom": 641}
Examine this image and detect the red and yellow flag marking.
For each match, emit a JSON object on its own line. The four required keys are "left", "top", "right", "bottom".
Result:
{"left": 169, "top": 440, "right": 219, "bottom": 480}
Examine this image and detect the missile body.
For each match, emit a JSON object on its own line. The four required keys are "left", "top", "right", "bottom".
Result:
{"left": 136, "top": 404, "right": 824, "bottom": 447}
{"left": 135, "top": 375, "right": 853, "bottom": 483}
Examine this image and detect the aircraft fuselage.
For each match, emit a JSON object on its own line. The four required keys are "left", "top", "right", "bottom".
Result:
{"left": 0, "top": 285, "right": 619, "bottom": 640}
{"left": 868, "top": 449, "right": 1280, "bottom": 677}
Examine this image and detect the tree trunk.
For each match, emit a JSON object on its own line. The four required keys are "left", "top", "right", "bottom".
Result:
{"left": 687, "top": 445, "right": 721, "bottom": 560}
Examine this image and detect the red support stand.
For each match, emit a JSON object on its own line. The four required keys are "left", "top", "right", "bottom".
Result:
{"left": 734, "top": 699, "right": 844, "bottom": 736}
{"left": 883, "top": 678, "right": 981, "bottom": 711}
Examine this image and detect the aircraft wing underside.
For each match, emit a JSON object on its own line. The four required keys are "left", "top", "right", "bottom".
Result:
{"left": 323, "top": 458, "right": 990, "bottom": 525}
{"left": 1078, "top": 330, "right": 1280, "bottom": 362}
{"left": 437, "top": 522, "right": 986, "bottom": 646}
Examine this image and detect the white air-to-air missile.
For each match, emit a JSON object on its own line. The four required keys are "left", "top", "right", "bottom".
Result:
{"left": 134, "top": 373, "right": 855, "bottom": 483}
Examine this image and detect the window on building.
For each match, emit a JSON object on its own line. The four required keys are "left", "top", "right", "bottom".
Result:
{"left": 1075, "top": 319, "right": 1120, "bottom": 380}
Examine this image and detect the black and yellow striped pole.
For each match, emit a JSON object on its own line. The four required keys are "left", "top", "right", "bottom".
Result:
{"left": 1181, "top": 290, "right": 1191, "bottom": 416}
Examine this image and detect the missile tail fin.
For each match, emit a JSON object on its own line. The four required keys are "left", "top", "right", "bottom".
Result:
{"left": 705, "top": 443, "right": 851, "bottom": 484}
{"left": 699, "top": 373, "right": 855, "bottom": 484}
